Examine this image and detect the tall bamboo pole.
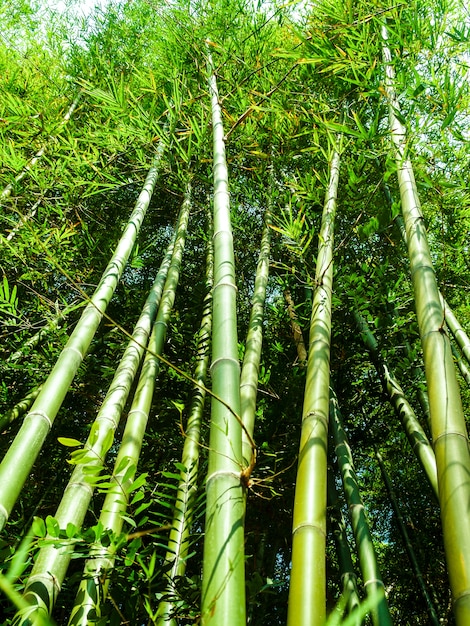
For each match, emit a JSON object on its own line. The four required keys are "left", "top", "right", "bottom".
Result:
{"left": 330, "top": 391, "right": 393, "bottom": 626}
{"left": 287, "top": 139, "right": 341, "bottom": 626}
{"left": 156, "top": 208, "right": 213, "bottom": 626}
{"left": 382, "top": 24, "right": 470, "bottom": 623}
{"left": 240, "top": 185, "right": 272, "bottom": 468}
{"left": 0, "top": 138, "right": 166, "bottom": 533}
{"left": 327, "top": 470, "right": 362, "bottom": 626}
{"left": 201, "top": 52, "right": 245, "bottom": 626}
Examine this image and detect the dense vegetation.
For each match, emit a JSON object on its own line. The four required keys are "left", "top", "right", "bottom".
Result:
{"left": 0, "top": 0, "right": 469, "bottom": 624}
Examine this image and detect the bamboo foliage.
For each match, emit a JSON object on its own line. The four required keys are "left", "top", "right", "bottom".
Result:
{"left": 382, "top": 23, "right": 470, "bottom": 623}
{"left": 201, "top": 52, "right": 245, "bottom": 626}
{"left": 287, "top": 140, "right": 341, "bottom": 626}
{"left": 0, "top": 137, "right": 166, "bottom": 534}
{"left": 330, "top": 391, "right": 393, "bottom": 626}
{"left": 0, "top": 91, "right": 82, "bottom": 203}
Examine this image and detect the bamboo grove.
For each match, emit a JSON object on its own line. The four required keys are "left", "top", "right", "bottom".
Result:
{"left": 0, "top": 0, "right": 469, "bottom": 624}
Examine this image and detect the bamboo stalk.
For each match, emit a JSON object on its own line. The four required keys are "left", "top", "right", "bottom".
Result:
{"left": 0, "top": 137, "right": 166, "bottom": 533}
{"left": 156, "top": 206, "right": 213, "bottom": 626}
{"left": 330, "top": 391, "right": 393, "bottom": 626}
{"left": 382, "top": 23, "right": 470, "bottom": 623}
{"left": 201, "top": 51, "right": 245, "bottom": 626}
{"left": 327, "top": 470, "right": 362, "bottom": 626}
{"left": 287, "top": 139, "right": 341, "bottom": 626}
{"left": 240, "top": 183, "right": 272, "bottom": 468}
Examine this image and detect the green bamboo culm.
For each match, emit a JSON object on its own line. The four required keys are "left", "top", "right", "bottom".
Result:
{"left": 68, "top": 186, "right": 193, "bottom": 626}
{"left": 240, "top": 172, "right": 272, "bottom": 469}
{"left": 382, "top": 23, "right": 470, "bottom": 624}
{"left": 201, "top": 50, "right": 246, "bottom": 626}
{"left": 287, "top": 139, "right": 341, "bottom": 626}
{"left": 330, "top": 391, "right": 393, "bottom": 626}
{"left": 12, "top": 212, "right": 179, "bottom": 625}
{"left": 327, "top": 470, "right": 362, "bottom": 626}
{"left": 156, "top": 207, "right": 214, "bottom": 626}
{"left": 0, "top": 137, "right": 166, "bottom": 534}
{"left": 354, "top": 312, "right": 438, "bottom": 499}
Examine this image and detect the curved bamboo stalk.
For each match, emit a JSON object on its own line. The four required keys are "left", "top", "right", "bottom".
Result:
{"left": 12, "top": 209, "right": 180, "bottom": 625}
{"left": 201, "top": 51, "right": 245, "bottom": 626}
{"left": 354, "top": 312, "right": 438, "bottom": 499}
{"left": 327, "top": 470, "right": 362, "bottom": 626}
{"left": 1, "top": 91, "right": 82, "bottom": 203}
{"left": 374, "top": 447, "right": 440, "bottom": 626}
{"left": 240, "top": 184, "right": 272, "bottom": 468}
{"left": 0, "top": 137, "right": 166, "bottom": 533}
{"left": 287, "top": 138, "right": 341, "bottom": 626}
{"left": 330, "top": 391, "right": 393, "bottom": 626}
{"left": 67, "top": 188, "right": 192, "bottom": 626}
{"left": 382, "top": 24, "right": 470, "bottom": 624}
{"left": 156, "top": 207, "right": 213, "bottom": 626}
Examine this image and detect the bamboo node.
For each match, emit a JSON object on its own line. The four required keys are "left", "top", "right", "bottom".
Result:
{"left": 212, "top": 279, "right": 238, "bottom": 293}
{"left": 27, "top": 410, "right": 53, "bottom": 429}
{"left": 291, "top": 521, "right": 326, "bottom": 538}
{"left": 206, "top": 469, "right": 241, "bottom": 485}
{"left": 210, "top": 356, "right": 240, "bottom": 374}
{"left": 364, "top": 578, "right": 385, "bottom": 588}
{"left": 433, "top": 430, "right": 469, "bottom": 446}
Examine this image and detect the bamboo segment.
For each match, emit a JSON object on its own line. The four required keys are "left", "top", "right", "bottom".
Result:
{"left": 375, "top": 447, "right": 440, "bottom": 626}
{"left": 330, "top": 392, "right": 393, "bottom": 626}
{"left": 382, "top": 24, "right": 470, "bottom": 624}
{"left": 68, "top": 189, "right": 192, "bottom": 626}
{"left": 201, "top": 52, "right": 245, "bottom": 626}
{"left": 354, "top": 312, "right": 438, "bottom": 498}
{"left": 287, "top": 141, "right": 341, "bottom": 626}
{"left": 240, "top": 190, "right": 272, "bottom": 468}
{"left": 156, "top": 208, "right": 213, "bottom": 626}
{"left": 0, "top": 139, "right": 165, "bottom": 533}
{"left": 327, "top": 470, "right": 362, "bottom": 626}
{"left": 12, "top": 219, "right": 179, "bottom": 625}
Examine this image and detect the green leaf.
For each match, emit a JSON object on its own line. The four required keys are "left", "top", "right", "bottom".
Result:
{"left": 58, "top": 437, "right": 82, "bottom": 447}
